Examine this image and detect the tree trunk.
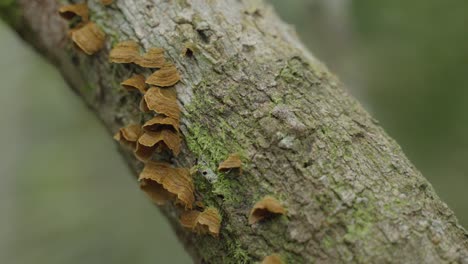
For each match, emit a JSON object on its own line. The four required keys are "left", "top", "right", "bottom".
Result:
{"left": 3, "top": 0, "right": 468, "bottom": 263}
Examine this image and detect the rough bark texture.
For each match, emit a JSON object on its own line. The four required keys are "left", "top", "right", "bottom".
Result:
{"left": 3, "top": 0, "right": 468, "bottom": 263}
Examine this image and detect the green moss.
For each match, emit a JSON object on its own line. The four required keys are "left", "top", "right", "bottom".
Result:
{"left": 185, "top": 123, "right": 230, "bottom": 168}
{"left": 382, "top": 197, "right": 410, "bottom": 219}
{"left": 229, "top": 241, "right": 250, "bottom": 263}
{"left": 322, "top": 235, "right": 335, "bottom": 249}
{"left": 212, "top": 173, "right": 243, "bottom": 204}
{"left": 278, "top": 58, "right": 305, "bottom": 84}
{"left": 184, "top": 79, "right": 246, "bottom": 169}
{"left": 343, "top": 201, "right": 375, "bottom": 243}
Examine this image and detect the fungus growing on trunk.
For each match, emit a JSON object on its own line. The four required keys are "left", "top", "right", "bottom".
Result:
{"left": 109, "top": 40, "right": 140, "bottom": 64}
{"left": 180, "top": 207, "right": 221, "bottom": 237}
{"left": 139, "top": 98, "right": 151, "bottom": 113}
{"left": 121, "top": 74, "right": 147, "bottom": 94}
{"left": 146, "top": 63, "right": 181, "bottom": 87}
{"left": 113, "top": 124, "right": 142, "bottom": 150}
{"left": 138, "top": 162, "right": 194, "bottom": 209}
{"left": 261, "top": 254, "right": 283, "bottom": 264}
{"left": 218, "top": 153, "right": 242, "bottom": 174}
{"left": 136, "top": 47, "right": 166, "bottom": 68}
{"left": 135, "top": 130, "right": 182, "bottom": 159}
{"left": 142, "top": 87, "right": 180, "bottom": 120}
{"left": 142, "top": 115, "right": 180, "bottom": 133}
{"left": 101, "top": 0, "right": 113, "bottom": 5}
{"left": 249, "top": 196, "right": 286, "bottom": 224}
{"left": 58, "top": 3, "right": 89, "bottom": 22}
{"left": 70, "top": 22, "right": 106, "bottom": 55}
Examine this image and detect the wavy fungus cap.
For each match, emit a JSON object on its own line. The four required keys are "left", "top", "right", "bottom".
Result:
{"left": 113, "top": 124, "right": 142, "bottom": 150}
{"left": 109, "top": 40, "right": 140, "bottom": 64}
{"left": 70, "top": 22, "right": 106, "bottom": 55}
{"left": 101, "top": 0, "right": 113, "bottom": 5}
{"left": 58, "top": 3, "right": 89, "bottom": 22}
{"left": 142, "top": 87, "right": 180, "bottom": 120}
{"left": 218, "top": 153, "right": 242, "bottom": 174}
{"left": 143, "top": 115, "right": 180, "bottom": 133}
{"left": 138, "top": 162, "right": 194, "bottom": 209}
{"left": 121, "top": 74, "right": 147, "bottom": 94}
{"left": 146, "top": 63, "right": 181, "bottom": 87}
{"left": 180, "top": 207, "right": 222, "bottom": 237}
{"left": 249, "top": 196, "right": 286, "bottom": 224}
{"left": 136, "top": 47, "right": 166, "bottom": 68}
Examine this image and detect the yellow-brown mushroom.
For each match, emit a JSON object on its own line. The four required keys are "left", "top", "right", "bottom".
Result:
{"left": 218, "top": 153, "right": 242, "bottom": 174}
{"left": 58, "top": 3, "right": 89, "bottom": 22}
{"left": 249, "top": 196, "right": 286, "bottom": 224}
{"left": 139, "top": 161, "right": 194, "bottom": 209}
{"left": 109, "top": 40, "right": 140, "bottom": 64}
{"left": 142, "top": 115, "right": 180, "bottom": 133}
{"left": 261, "top": 254, "right": 284, "bottom": 264}
{"left": 70, "top": 22, "right": 106, "bottom": 55}
{"left": 121, "top": 74, "right": 147, "bottom": 94}
{"left": 136, "top": 47, "right": 166, "bottom": 68}
{"left": 113, "top": 124, "right": 143, "bottom": 150}
{"left": 101, "top": 0, "right": 113, "bottom": 5}
{"left": 146, "top": 63, "right": 181, "bottom": 87}
{"left": 142, "top": 87, "right": 180, "bottom": 120}
{"left": 135, "top": 130, "right": 182, "bottom": 160}
{"left": 180, "top": 207, "right": 221, "bottom": 237}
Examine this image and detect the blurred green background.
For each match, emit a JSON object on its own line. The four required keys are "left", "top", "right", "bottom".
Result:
{"left": 1, "top": 0, "right": 467, "bottom": 263}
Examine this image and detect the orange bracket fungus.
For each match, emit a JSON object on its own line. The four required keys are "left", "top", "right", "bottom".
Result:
{"left": 262, "top": 254, "right": 284, "bottom": 264}
{"left": 142, "top": 115, "right": 180, "bottom": 133}
{"left": 136, "top": 47, "right": 166, "bottom": 68}
{"left": 58, "top": 3, "right": 89, "bottom": 22}
{"left": 134, "top": 140, "right": 156, "bottom": 162}
{"left": 218, "top": 153, "right": 242, "bottom": 173}
{"left": 142, "top": 87, "right": 181, "bottom": 120}
{"left": 146, "top": 63, "right": 181, "bottom": 87}
{"left": 180, "top": 207, "right": 221, "bottom": 237}
{"left": 138, "top": 162, "right": 194, "bottom": 209}
{"left": 135, "top": 130, "right": 182, "bottom": 160}
{"left": 101, "top": 0, "right": 114, "bottom": 5}
{"left": 70, "top": 22, "right": 106, "bottom": 55}
{"left": 109, "top": 41, "right": 167, "bottom": 68}
{"left": 113, "top": 124, "right": 142, "bottom": 150}
{"left": 249, "top": 196, "right": 286, "bottom": 224}
{"left": 121, "top": 74, "right": 147, "bottom": 94}
{"left": 139, "top": 97, "right": 151, "bottom": 113}
{"left": 109, "top": 40, "right": 140, "bottom": 64}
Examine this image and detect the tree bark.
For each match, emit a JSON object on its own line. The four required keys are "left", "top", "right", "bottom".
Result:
{"left": 3, "top": 0, "right": 468, "bottom": 263}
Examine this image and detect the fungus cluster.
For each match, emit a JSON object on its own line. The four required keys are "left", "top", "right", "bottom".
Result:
{"left": 106, "top": 36, "right": 221, "bottom": 236}
{"left": 59, "top": 4, "right": 105, "bottom": 55}
{"left": 59, "top": 3, "right": 289, "bottom": 256}
{"left": 108, "top": 40, "right": 190, "bottom": 202}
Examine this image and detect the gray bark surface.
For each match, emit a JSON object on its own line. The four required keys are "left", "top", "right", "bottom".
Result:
{"left": 3, "top": 0, "right": 468, "bottom": 263}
